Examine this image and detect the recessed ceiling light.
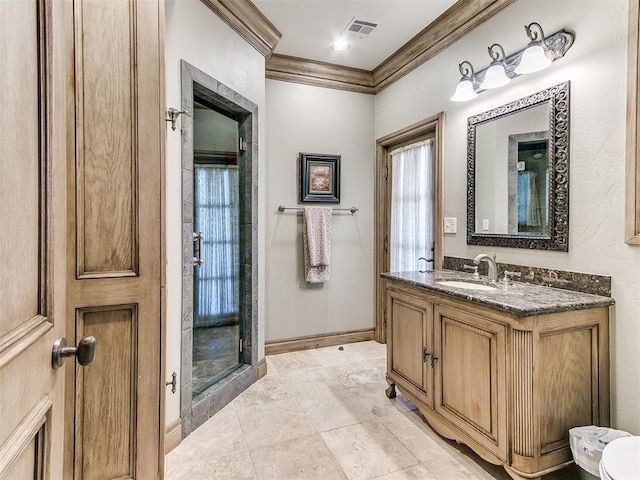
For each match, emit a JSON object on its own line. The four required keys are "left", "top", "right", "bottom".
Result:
{"left": 331, "top": 38, "right": 350, "bottom": 51}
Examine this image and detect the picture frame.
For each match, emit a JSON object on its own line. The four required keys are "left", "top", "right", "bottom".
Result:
{"left": 299, "top": 153, "right": 341, "bottom": 204}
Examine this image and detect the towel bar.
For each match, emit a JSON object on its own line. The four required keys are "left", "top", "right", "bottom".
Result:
{"left": 277, "top": 205, "right": 358, "bottom": 214}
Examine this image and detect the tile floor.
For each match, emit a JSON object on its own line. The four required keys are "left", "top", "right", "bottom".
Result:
{"left": 166, "top": 341, "right": 597, "bottom": 480}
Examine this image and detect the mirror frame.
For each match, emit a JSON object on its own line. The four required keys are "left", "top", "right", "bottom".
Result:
{"left": 467, "top": 81, "right": 570, "bottom": 251}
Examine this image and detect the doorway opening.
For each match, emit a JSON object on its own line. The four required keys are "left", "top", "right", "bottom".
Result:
{"left": 180, "top": 61, "right": 258, "bottom": 436}
{"left": 375, "top": 113, "right": 444, "bottom": 343}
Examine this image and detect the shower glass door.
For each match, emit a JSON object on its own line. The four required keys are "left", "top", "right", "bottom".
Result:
{"left": 192, "top": 101, "right": 242, "bottom": 397}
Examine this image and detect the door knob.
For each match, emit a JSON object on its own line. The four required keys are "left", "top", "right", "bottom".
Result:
{"left": 52, "top": 336, "right": 97, "bottom": 369}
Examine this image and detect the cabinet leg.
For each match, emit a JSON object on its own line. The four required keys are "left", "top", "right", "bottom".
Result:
{"left": 503, "top": 464, "right": 540, "bottom": 480}
{"left": 385, "top": 381, "right": 396, "bottom": 399}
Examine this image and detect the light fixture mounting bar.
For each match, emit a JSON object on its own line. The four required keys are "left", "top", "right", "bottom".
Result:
{"left": 471, "top": 28, "right": 575, "bottom": 90}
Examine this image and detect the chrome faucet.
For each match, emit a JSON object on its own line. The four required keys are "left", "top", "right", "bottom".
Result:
{"left": 473, "top": 253, "right": 498, "bottom": 282}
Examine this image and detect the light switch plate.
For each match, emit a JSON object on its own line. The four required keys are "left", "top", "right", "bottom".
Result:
{"left": 482, "top": 219, "right": 490, "bottom": 231}
{"left": 444, "top": 217, "right": 457, "bottom": 234}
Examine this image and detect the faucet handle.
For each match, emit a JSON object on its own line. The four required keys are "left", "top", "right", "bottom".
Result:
{"left": 463, "top": 264, "right": 480, "bottom": 279}
{"left": 502, "top": 270, "right": 522, "bottom": 285}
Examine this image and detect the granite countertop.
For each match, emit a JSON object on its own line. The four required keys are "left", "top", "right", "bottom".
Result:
{"left": 382, "top": 269, "right": 615, "bottom": 317}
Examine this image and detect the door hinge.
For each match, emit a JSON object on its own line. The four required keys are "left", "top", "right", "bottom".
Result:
{"left": 384, "top": 165, "right": 389, "bottom": 180}
{"left": 239, "top": 338, "right": 245, "bottom": 353}
{"left": 239, "top": 137, "right": 247, "bottom": 152}
{"left": 383, "top": 309, "right": 387, "bottom": 325}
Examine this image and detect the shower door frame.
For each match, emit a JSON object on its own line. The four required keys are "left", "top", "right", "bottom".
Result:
{"left": 180, "top": 61, "right": 258, "bottom": 437}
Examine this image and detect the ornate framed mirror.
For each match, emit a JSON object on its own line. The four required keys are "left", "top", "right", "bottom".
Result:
{"left": 467, "top": 81, "right": 570, "bottom": 251}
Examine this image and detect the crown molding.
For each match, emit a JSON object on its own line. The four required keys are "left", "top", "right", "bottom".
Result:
{"left": 266, "top": 54, "right": 375, "bottom": 95}
{"left": 372, "top": 0, "right": 517, "bottom": 92}
{"left": 200, "top": 0, "right": 281, "bottom": 57}
{"left": 265, "top": 0, "right": 516, "bottom": 93}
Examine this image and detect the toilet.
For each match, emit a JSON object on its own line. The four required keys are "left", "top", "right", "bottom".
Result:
{"left": 598, "top": 436, "right": 640, "bottom": 480}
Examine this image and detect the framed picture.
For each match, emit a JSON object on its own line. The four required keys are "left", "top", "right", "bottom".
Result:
{"left": 299, "top": 153, "right": 340, "bottom": 204}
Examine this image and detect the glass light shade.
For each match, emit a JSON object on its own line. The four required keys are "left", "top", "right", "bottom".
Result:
{"left": 479, "top": 64, "right": 511, "bottom": 89}
{"left": 450, "top": 79, "right": 477, "bottom": 102}
{"left": 515, "top": 43, "right": 552, "bottom": 74}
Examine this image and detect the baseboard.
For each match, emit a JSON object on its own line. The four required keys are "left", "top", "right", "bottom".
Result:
{"left": 265, "top": 328, "right": 375, "bottom": 355}
{"left": 257, "top": 357, "right": 267, "bottom": 379}
{"left": 164, "top": 419, "right": 182, "bottom": 454}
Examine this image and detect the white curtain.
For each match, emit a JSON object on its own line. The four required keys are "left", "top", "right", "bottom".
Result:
{"left": 390, "top": 139, "right": 434, "bottom": 272}
{"left": 193, "top": 165, "right": 239, "bottom": 327}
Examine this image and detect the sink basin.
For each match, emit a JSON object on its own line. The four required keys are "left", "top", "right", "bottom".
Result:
{"left": 436, "top": 280, "right": 498, "bottom": 291}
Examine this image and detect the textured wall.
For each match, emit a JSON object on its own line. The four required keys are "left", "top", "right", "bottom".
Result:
{"left": 164, "top": 0, "right": 266, "bottom": 426}
{"left": 265, "top": 80, "right": 376, "bottom": 341}
{"left": 376, "top": 0, "right": 638, "bottom": 433}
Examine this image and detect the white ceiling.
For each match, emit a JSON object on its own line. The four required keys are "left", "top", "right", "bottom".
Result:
{"left": 253, "top": 0, "right": 459, "bottom": 71}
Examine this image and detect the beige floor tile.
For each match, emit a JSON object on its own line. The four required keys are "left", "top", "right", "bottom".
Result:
{"left": 265, "top": 356, "right": 279, "bottom": 376}
{"left": 321, "top": 420, "right": 419, "bottom": 480}
{"left": 236, "top": 398, "right": 317, "bottom": 450}
{"left": 423, "top": 457, "right": 481, "bottom": 479}
{"left": 376, "top": 408, "right": 458, "bottom": 463}
{"left": 268, "top": 349, "right": 323, "bottom": 372}
{"left": 340, "top": 340, "right": 387, "bottom": 359}
{"left": 331, "top": 359, "right": 386, "bottom": 388}
{"left": 372, "top": 464, "right": 438, "bottom": 480}
{"left": 166, "top": 405, "right": 246, "bottom": 467}
{"left": 280, "top": 365, "right": 346, "bottom": 397}
{"left": 309, "top": 344, "right": 368, "bottom": 367}
{"left": 297, "top": 387, "right": 374, "bottom": 432}
{"left": 250, "top": 433, "right": 347, "bottom": 480}
{"left": 165, "top": 451, "right": 256, "bottom": 480}
{"left": 233, "top": 374, "right": 294, "bottom": 408}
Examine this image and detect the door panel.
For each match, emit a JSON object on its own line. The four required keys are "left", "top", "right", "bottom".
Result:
{"left": 0, "top": 0, "right": 42, "bottom": 337}
{"left": 75, "top": 307, "right": 138, "bottom": 479}
{"left": 434, "top": 305, "right": 507, "bottom": 461}
{"left": 0, "top": 0, "right": 66, "bottom": 478}
{"left": 66, "top": 0, "right": 163, "bottom": 478}
{"left": 75, "top": 0, "right": 137, "bottom": 277}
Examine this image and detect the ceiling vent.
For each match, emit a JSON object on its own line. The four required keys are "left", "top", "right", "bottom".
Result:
{"left": 343, "top": 18, "right": 380, "bottom": 39}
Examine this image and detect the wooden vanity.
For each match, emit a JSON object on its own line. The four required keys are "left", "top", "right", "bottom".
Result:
{"left": 383, "top": 271, "right": 614, "bottom": 480}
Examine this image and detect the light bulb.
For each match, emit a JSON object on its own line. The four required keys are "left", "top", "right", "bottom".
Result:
{"left": 331, "top": 38, "right": 350, "bottom": 51}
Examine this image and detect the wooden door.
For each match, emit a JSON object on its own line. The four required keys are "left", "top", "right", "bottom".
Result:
{"left": 434, "top": 305, "right": 507, "bottom": 461}
{"left": 64, "top": 0, "right": 164, "bottom": 478}
{"left": 0, "top": 0, "right": 67, "bottom": 477}
{"left": 375, "top": 114, "right": 444, "bottom": 343}
{"left": 386, "top": 288, "right": 433, "bottom": 407}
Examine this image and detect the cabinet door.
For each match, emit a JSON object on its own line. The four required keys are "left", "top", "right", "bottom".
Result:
{"left": 387, "top": 289, "right": 433, "bottom": 407}
{"left": 434, "top": 305, "right": 507, "bottom": 461}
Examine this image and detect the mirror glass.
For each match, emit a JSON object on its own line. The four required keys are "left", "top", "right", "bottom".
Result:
{"left": 467, "top": 82, "right": 569, "bottom": 251}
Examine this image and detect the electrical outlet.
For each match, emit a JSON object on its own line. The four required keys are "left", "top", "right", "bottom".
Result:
{"left": 444, "top": 217, "right": 457, "bottom": 234}
{"left": 482, "top": 219, "right": 490, "bottom": 231}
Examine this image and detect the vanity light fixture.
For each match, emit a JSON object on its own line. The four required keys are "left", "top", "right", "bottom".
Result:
{"left": 479, "top": 44, "right": 511, "bottom": 89}
{"left": 450, "top": 22, "right": 575, "bottom": 102}
{"left": 450, "top": 61, "right": 478, "bottom": 102}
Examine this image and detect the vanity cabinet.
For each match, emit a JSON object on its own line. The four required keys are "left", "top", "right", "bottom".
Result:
{"left": 384, "top": 278, "right": 610, "bottom": 480}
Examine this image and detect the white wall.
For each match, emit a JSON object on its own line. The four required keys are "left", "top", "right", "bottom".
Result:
{"left": 164, "top": 0, "right": 266, "bottom": 426}
{"left": 376, "top": 0, "right": 639, "bottom": 433}
{"left": 265, "top": 80, "right": 376, "bottom": 341}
